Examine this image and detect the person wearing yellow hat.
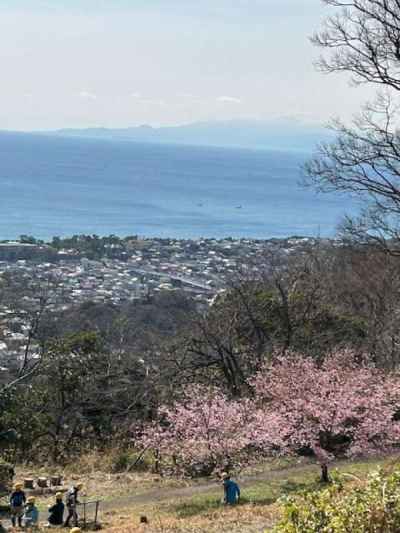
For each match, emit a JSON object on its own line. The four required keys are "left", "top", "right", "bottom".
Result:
{"left": 22, "top": 495, "right": 39, "bottom": 528}
{"left": 220, "top": 472, "right": 240, "bottom": 505}
{"left": 9, "top": 482, "right": 26, "bottom": 527}
{"left": 64, "top": 483, "right": 83, "bottom": 527}
{"left": 47, "top": 491, "right": 65, "bottom": 526}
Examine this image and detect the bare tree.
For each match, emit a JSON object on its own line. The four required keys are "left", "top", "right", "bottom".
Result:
{"left": 0, "top": 270, "right": 59, "bottom": 394}
{"left": 313, "top": 1, "right": 400, "bottom": 90}
{"left": 327, "top": 244, "right": 400, "bottom": 368}
{"left": 185, "top": 243, "right": 368, "bottom": 395}
{"left": 306, "top": 1, "right": 400, "bottom": 251}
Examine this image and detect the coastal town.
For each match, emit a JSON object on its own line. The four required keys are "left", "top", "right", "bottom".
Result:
{"left": 0, "top": 235, "right": 320, "bottom": 376}
{"left": 0, "top": 235, "right": 321, "bottom": 303}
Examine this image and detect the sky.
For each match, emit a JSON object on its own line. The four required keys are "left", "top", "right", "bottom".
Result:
{"left": 0, "top": 0, "right": 372, "bottom": 130}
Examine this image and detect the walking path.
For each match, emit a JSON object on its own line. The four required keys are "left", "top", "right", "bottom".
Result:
{"left": 100, "top": 461, "right": 315, "bottom": 512}
{"left": 100, "top": 455, "right": 387, "bottom": 513}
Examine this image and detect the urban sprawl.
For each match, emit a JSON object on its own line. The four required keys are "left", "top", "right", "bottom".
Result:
{"left": 0, "top": 236, "right": 320, "bottom": 376}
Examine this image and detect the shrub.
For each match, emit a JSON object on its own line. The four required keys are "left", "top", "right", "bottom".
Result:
{"left": 0, "top": 459, "right": 14, "bottom": 494}
{"left": 274, "top": 468, "right": 400, "bottom": 532}
{"left": 111, "top": 450, "right": 132, "bottom": 472}
{"left": 110, "top": 449, "right": 153, "bottom": 473}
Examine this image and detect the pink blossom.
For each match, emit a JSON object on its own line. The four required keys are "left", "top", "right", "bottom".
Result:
{"left": 138, "top": 350, "right": 400, "bottom": 473}
{"left": 249, "top": 349, "right": 400, "bottom": 462}
{"left": 139, "top": 385, "right": 252, "bottom": 473}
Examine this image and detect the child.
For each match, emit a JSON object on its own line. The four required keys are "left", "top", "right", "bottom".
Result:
{"left": 22, "top": 496, "right": 39, "bottom": 529}
{"left": 47, "top": 492, "right": 65, "bottom": 526}
{"left": 221, "top": 472, "right": 241, "bottom": 505}
{"left": 10, "top": 482, "right": 26, "bottom": 528}
{"left": 64, "top": 482, "right": 83, "bottom": 527}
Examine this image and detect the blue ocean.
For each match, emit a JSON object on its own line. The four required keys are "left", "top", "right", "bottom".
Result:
{"left": 0, "top": 132, "right": 355, "bottom": 240}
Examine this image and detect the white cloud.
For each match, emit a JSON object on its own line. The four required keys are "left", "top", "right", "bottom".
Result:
{"left": 79, "top": 91, "right": 97, "bottom": 100}
{"left": 217, "top": 96, "right": 242, "bottom": 104}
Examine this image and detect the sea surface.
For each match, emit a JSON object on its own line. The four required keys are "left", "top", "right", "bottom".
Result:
{"left": 0, "top": 132, "right": 355, "bottom": 241}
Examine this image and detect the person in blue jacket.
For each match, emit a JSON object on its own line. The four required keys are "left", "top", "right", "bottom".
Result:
{"left": 221, "top": 472, "right": 240, "bottom": 505}
{"left": 10, "top": 482, "right": 26, "bottom": 527}
{"left": 22, "top": 495, "right": 39, "bottom": 528}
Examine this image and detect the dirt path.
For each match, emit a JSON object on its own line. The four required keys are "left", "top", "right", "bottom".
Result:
{"left": 100, "top": 455, "right": 388, "bottom": 513}
{"left": 100, "top": 461, "right": 316, "bottom": 512}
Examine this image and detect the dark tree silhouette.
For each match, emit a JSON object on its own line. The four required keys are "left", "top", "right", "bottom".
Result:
{"left": 306, "top": 1, "right": 400, "bottom": 253}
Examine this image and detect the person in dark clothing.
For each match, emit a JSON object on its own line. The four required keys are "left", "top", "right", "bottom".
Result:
{"left": 64, "top": 483, "right": 83, "bottom": 528}
{"left": 10, "top": 482, "right": 26, "bottom": 527}
{"left": 221, "top": 473, "right": 240, "bottom": 505}
{"left": 48, "top": 492, "right": 65, "bottom": 526}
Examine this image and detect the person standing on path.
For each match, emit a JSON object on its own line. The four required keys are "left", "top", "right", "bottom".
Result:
{"left": 64, "top": 482, "right": 83, "bottom": 527}
{"left": 221, "top": 473, "right": 240, "bottom": 505}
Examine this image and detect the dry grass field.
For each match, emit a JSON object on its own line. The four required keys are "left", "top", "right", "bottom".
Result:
{"left": 2, "top": 454, "right": 396, "bottom": 532}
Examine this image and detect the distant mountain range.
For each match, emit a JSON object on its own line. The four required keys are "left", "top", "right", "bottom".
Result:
{"left": 52, "top": 119, "right": 330, "bottom": 152}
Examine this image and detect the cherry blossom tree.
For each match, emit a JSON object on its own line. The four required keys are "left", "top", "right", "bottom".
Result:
{"left": 139, "top": 385, "right": 252, "bottom": 475}
{"left": 139, "top": 351, "right": 400, "bottom": 480}
{"left": 249, "top": 350, "right": 400, "bottom": 480}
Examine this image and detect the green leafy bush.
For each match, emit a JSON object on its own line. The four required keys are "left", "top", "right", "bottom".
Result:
{"left": 274, "top": 468, "right": 400, "bottom": 532}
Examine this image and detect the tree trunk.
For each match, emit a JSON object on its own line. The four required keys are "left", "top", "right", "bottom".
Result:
{"left": 321, "top": 463, "right": 329, "bottom": 483}
{"left": 24, "top": 479, "right": 34, "bottom": 490}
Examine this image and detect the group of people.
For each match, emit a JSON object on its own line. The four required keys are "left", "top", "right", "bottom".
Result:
{"left": 8, "top": 484, "right": 37, "bottom": 530}
{"left": 1, "top": 481, "right": 84, "bottom": 530}
{"left": 0, "top": 473, "right": 239, "bottom": 531}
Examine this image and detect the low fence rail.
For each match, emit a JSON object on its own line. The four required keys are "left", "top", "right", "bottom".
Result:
{"left": 77, "top": 500, "right": 101, "bottom": 529}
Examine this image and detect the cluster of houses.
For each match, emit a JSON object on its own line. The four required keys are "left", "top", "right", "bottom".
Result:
{"left": 0, "top": 236, "right": 320, "bottom": 379}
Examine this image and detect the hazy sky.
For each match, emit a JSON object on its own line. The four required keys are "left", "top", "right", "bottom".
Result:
{"left": 0, "top": 0, "right": 372, "bottom": 130}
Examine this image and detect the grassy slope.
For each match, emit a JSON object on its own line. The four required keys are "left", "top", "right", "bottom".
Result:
{"left": 6, "top": 456, "right": 397, "bottom": 532}
{"left": 103, "top": 457, "right": 392, "bottom": 532}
